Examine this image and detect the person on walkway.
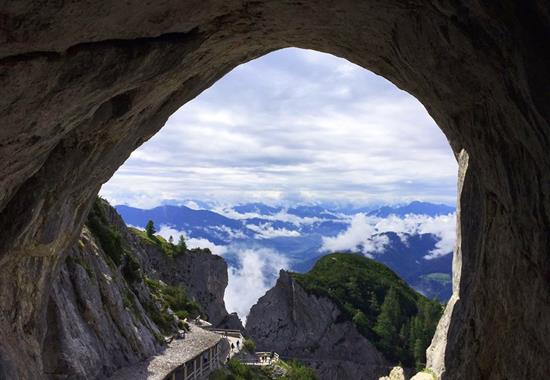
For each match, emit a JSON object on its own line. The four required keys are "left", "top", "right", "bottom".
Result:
{"left": 236, "top": 340, "right": 240, "bottom": 349}
{"left": 231, "top": 343, "right": 235, "bottom": 351}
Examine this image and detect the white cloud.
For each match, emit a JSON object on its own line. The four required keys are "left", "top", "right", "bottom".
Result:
{"left": 210, "top": 225, "right": 247, "bottom": 240}
{"left": 245, "top": 223, "right": 300, "bottom": 239}
{"left": 100, "top": 47, "right": 457, "bottom": 207}
{"left": 183, "top": 200, "right": 201, "bottom": 210}
{"left": 321, "top": 213, "right": 456, "bottom": 259}
{"left": 224, "top": 247, "right": 289, "bottom": 322}
{"left": 215, "top": 207, "right": 331, "bottom": 227}
{"left": 322, "top": 214, "right": 389, "bottom": 254}
{"left": 155, "top": 224, "right": 290, "bottom": 321}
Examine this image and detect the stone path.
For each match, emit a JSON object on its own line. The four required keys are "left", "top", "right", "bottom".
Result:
{"left": 107, "top": 325, "right": 222, "bottom": 380}
{"left": 226, "top": 335, "right": 243, "bottom": 358}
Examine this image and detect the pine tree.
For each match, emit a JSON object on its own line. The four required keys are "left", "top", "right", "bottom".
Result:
{"left": 399, "top": 323, "right": 407, "bottom": 343}
{"left": 145, "top": 220, "right": 156, "bottom": 238}
{"left": 177, "top": 235, "right": 187, "bottom": 253}
{"left": 352, "top": 310, "right": 369, "bottom": 333}
{"left": 368, "top": 292, "right": 380, "bottom": 315}
{"left": 413, "top": 338, "right": 425, "bottom": 370}
{"left": 373, "top": 287, "right": 401, "bottom": 352}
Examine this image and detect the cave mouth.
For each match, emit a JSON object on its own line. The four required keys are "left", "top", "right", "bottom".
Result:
{"left": 102, "top": 47, "right": 458, "bottom": 370}
{"left": 100, "top": 48, "right": 457, "bottom": 318}
{"left": 1, "top": 2, "right": 548, "bottom": 379}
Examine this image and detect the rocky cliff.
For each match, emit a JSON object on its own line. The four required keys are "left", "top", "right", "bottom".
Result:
{"left": 43, "top": 226, "right": 163, "bottom": 379}
{"left": 41, "top": 199, "right": 238, "bottom": 379}
{"left": 130, "top": 233, "right": 230, "bottom": 327}
{"left": 246, "top": 270, "right": 389, "bottom": 380}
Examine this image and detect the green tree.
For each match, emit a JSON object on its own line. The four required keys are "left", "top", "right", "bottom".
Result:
{"left": 352, "top": 310, "right": 369, "bottom": 333}
{"left": 413, "top": 338, "right": 425, "bottom": 370}
{"left": 373, "top": 287, "right": 401, "bottom": 353}
{"left": 283, "top": 360, "right": 317, "bottom": 380}
{"left": 399, "top": 323, "right": 407, "bottom": 342}
{"left": 177, "top": 235, "right": 187, "bottom": 253}
{"left": 145, "top": 220, "right": 156, "bottom": 238}
{"left": 243, "top": 338, "right": 256, "bottom": 353}
{"left": 368, "top": 291, "right": 380, "bottom": 315}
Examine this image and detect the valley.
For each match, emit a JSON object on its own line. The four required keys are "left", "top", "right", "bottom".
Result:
{"left": 49, "top": 197, "right": 446, "bottom": 379}
{"left": 115, "top": 200, "right": 455, "bottom": 318}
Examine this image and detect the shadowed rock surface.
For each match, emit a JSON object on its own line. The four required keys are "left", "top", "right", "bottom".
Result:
{"left": 0, "top": 1, "right": 549, "bottom": 379}
{"left": 247, "top": 270, "right": 389, "bottom": 380}
{"left": 41, "top": 200, "right": 237, "bottom": 379}
{"left": 44, "top": 226, "right": 163, "bottom": 379}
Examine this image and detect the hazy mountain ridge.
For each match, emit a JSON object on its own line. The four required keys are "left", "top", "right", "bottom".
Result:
{"left": 116, "top": 201, "right": 455, "bottom": 301}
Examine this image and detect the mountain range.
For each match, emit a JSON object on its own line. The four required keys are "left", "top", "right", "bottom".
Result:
{"left": 115, "top": 201, "right": 455, "bottom": 301}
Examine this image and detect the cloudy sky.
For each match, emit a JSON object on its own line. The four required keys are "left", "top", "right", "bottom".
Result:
{"left": 101, "top": 48, "right": 457, "bottom": 208}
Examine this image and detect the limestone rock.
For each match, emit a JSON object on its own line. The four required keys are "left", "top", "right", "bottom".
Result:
{"left": 42, "top": 201, "right": 240, "bottom": 379}
{"left": 410, "top": 372, "right": 436, "bottom": 380}
{"left": 134, "top": 240, "right": 233, "bottom": 327}
{"left": 246, "top": 270, "right": 389, "bottom": 380}
{"left": 379, "top": 366, "right": 406, "bottom": 380}
{"left": 44, "top": 227, "right": 163, "bottom": 379}
{"left": 99, "top": 200, "right": 240, "bottom": 328}
{"left": 217, "top": 312, "right": 245, "bottom": 331}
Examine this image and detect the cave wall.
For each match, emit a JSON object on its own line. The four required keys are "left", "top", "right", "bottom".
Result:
{"left": 44, "top": 226, "right": 162, "bottom": 379}
{"left": 0, "top": 1, "right": 548, "bottom": 379}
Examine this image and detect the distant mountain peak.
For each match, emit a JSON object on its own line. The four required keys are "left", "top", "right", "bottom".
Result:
{"left": 368, "top": 201, "right": 455, "bottom": 218}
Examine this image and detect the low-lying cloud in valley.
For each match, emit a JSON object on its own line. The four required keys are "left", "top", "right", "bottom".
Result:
{"left": 156, "top": 224, "right": 288, "bottom": 321}
{"left": 224, "top": 247, "right": 289, "bottom": 322}
{"left": 322, "top": 213, "right": 456, "bottom": 259}
{"left": 245, "top": 223, "right": 301, "bottom": 239}
{"left": 148, "top": 204, "right": 456, "bottom": 322}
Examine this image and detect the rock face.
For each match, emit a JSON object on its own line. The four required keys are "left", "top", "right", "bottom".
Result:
{"left": 378, "top": 367, "right": 406, "bottom": 380}
{"left": 43, "top": 227, "right": 162, "bottom": 379}
{"left": 41, "top": 200, "right": 238, "bottom": 379}
{"left": 97, "top": 200, "right": 241, "bottom": 328}
{"left": 135, "top": 239, "right": 231, "bottom": 326}
{"left": 0, "top": 1, "right": 549, "bottom": 379}
{"left": 246, "top": 271, "right": 389, "bottom": 380}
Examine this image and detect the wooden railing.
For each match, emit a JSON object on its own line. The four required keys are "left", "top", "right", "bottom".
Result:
{"left": 164, "top": 338, "right": 230, "bottom": 380}
{"left": 203, "top": 327, "right": 243, "bottom": 339}
{"left": 241, "top": 351, "right": 280, "bottom": 366}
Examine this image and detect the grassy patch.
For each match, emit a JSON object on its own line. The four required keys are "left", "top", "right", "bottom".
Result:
{"left": 210, "top": 359, "right": 317, "bottom": 380}
{"left": 87, "top": 199, "right": 125, "bottom": 266}
{"left": 280, "top": 360, "right": 317, "bottom": 380}
{"left": 243, "top": 338, "right": 256, "bottom": 353}
{"left": 87, "top": 198, "right": 144, "bottom": 284}
{"left": 133, "top": 228, "right": 189, "bottom": 257}
{"left": 209, "top": 359, "right": 271, "bottom": 380}
{"left": 144, "top": 277, "right": 202, "bottom": 333}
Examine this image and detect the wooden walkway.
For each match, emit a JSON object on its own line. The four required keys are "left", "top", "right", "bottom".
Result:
{"left": 107, "top": 325, "right": 228, "bottom": 380}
